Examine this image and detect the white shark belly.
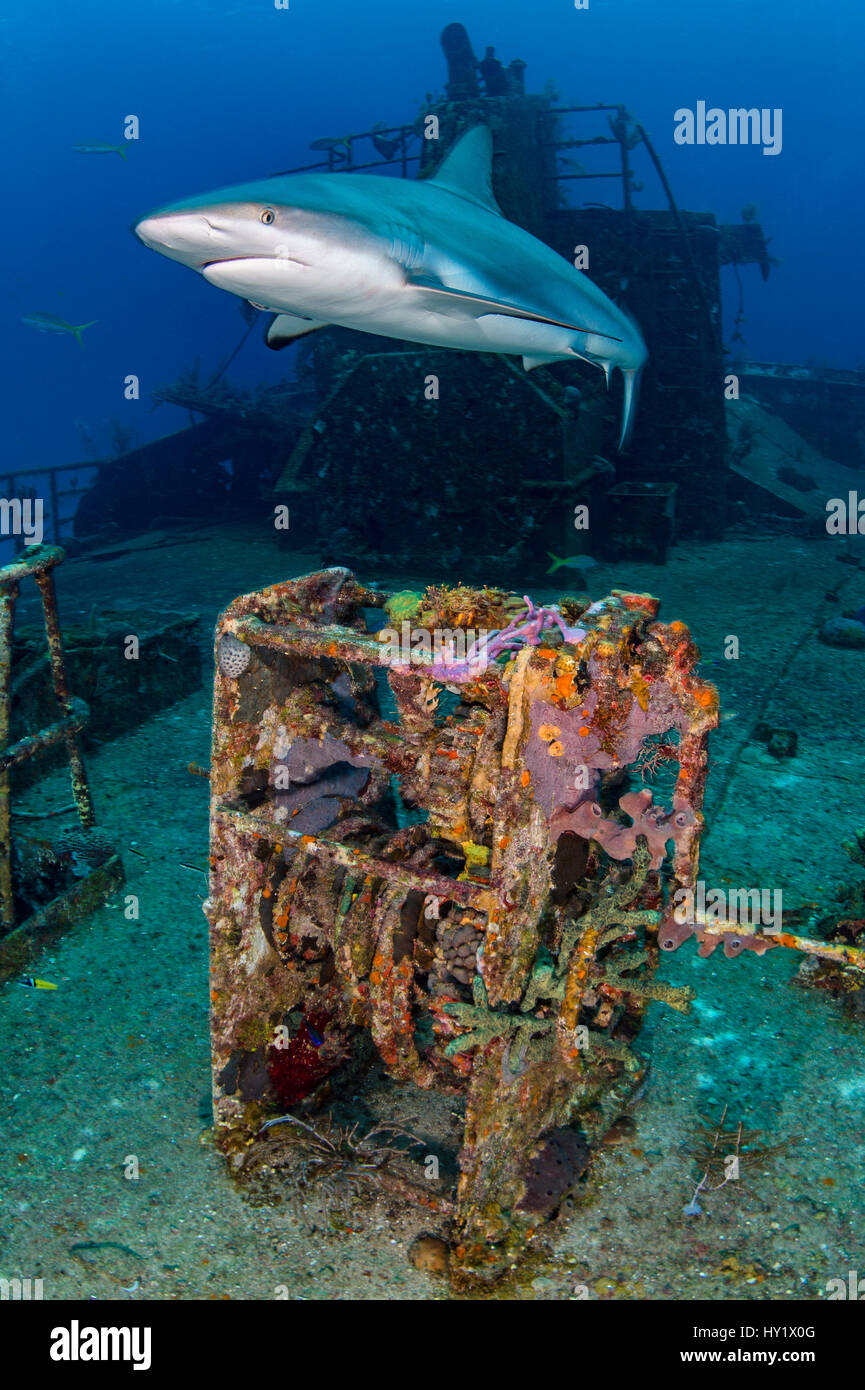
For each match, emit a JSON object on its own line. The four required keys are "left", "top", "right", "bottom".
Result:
{"left": 328, "top": 302, "right": 577, "bottom": 357}
{"left": 201, "top": 253, "right": 405, "bottom": 320}
{"left": 202, "top": 255, "right": 579, "bottom": 358}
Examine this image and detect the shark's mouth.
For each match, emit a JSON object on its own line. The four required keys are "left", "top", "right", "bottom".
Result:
{"left": 201, "top": 255, "right": 309, "bottom": 270}
{"left": 201, "top": 256, "right": 258, "bottom": 270}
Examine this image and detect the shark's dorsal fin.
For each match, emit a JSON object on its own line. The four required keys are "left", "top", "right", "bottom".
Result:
{"left": 427, "top": 126, "right": 502, "bottom": 215}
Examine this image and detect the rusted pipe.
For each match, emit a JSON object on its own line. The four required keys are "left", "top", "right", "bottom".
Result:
{"left": 0, "top": 699, "right": 89, "bottom": 772}
{"left": 0, "top": 583, "right": 18, "bottom": 930}
{"left": 34, "top": 565, "right": 95, "bottom": 828}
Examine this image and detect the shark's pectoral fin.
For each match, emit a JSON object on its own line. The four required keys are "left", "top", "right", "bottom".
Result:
{"left": 406, "top": 273, "right": 622, "bottom": 340}
{"left": 265, "top": 313, "right": 330, "bottom": 351}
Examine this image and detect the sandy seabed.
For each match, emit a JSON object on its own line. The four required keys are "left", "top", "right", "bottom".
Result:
{"left": 1, "top": 523, "right": 863, "bottom": 1301}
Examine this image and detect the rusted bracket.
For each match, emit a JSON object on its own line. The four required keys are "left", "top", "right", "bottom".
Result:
{"left": 666, "top": 912, "right": 865, "bottom": 971}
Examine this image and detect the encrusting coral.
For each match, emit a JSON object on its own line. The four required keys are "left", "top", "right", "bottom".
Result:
{"left": 205, "top": 570, "right": 718, "bottom": 1285}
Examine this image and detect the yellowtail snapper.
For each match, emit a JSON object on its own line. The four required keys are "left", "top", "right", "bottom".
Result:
{"left": 73, "top": 141, "right": 128, "bottom": 158}
{"left": 546, "top": 551, "right": 598, "bottom": 575}
{"left": 22, "top": 313, "right": 96, "bottom": 345}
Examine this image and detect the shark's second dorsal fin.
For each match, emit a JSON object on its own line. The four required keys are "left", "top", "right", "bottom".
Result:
{"left": 427, "top": 126, "right": 502, "bottom": 216}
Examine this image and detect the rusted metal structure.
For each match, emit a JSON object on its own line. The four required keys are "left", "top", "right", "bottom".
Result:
{"left": 263, "top": 74, "right": 768, "bottom": 560}
{"left": 205, "top": 567, "right": 722, "bottom": 1282}
{"left": 12, "top": 605, "right": 202, "bottom": 790}
{"left": 0, "top": 461, "right": 96, "bottom": 550}
{"left": 0, "top": 545, "right": 122, "bottom": 979}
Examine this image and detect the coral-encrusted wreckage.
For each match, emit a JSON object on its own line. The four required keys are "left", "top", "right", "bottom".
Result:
{"left": 205, "top": 567, "right": 719, "bottom": 1284}
{"left": 0, "top": 545, "right": 123, "bottom": 982}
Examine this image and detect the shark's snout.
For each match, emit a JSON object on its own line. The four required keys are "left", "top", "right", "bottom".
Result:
{"left": 135, "top": 210, "right": 233, "bottom": 269}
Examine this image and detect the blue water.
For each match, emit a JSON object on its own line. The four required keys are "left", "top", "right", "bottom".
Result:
{"left": 1, "top": 0, "right": 864, "bottom": 1314}
{"left": 3, "top": 0, "right": 864, "bottom": 471}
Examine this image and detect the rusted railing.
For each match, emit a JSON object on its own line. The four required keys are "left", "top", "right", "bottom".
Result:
{"left": 272, "top": 123, "right": 421, "bottom": 178}
{"left": 272, "top": 106, "right": 642, "bottom": 212}
{"left": 0, "top": 545, "right": 95, "bottom": 931}
{"left": 0, "top": 462, "right": 96, "bottom": 554}
{"left": 541, "top": 103, "right": 638, "bottom": 210}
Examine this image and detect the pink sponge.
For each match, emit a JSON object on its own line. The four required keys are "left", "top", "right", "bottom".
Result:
{"left": 551, "top": 788, "right": 697, "bottom": 869}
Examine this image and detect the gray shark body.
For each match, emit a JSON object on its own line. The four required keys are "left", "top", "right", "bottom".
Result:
{"left": 135, "top": 127, "right": 647, "bottom": 445}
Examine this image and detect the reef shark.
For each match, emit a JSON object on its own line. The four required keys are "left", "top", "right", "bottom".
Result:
{"left": 135, "top": 126, "right": 647, "bottom": 446}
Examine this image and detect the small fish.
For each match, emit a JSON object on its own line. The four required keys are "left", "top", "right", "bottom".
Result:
{"left": 546, "top": 551, "right": 598, "bottom": 575}
{"left": 22, "top": 313, "right": 97, "bottom": 346}
{"left": 305, "top": 1023, "right": 324, "bottom": 1047}
{"left": 19, "top": 976, "right": 57, "bottom": 990}
{"left": 74, "top": 142, "right": 128, "bottom": 158}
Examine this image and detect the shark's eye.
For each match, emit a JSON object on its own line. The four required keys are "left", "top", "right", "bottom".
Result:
{"left": 260, "top": 208, "right": 275, "bottom": 225}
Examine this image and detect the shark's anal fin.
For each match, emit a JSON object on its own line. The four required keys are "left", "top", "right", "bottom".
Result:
{"left": 406, "top": 274, "right": 622, "bottom": 340}
{"left": 266, "top": 313, "right": 330, "bottom": 351}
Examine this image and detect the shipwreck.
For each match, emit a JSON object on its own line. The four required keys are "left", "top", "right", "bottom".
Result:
{"left": 204, "top": 567, "right": 718, "bottom": 1282}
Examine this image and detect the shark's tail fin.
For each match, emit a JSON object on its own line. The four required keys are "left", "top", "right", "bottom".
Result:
{"left": 72, "top": 321, "right": 97, "bottom": 346}
{"left": 618, "top": 364, "right": 643, "bottom": 451}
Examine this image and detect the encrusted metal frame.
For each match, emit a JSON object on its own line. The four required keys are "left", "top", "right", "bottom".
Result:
{"left": 0, "top": 546, "right": 122, "bottom": 980}
{"left": 206, "top": 567, "right": 718, "bottom": 1283}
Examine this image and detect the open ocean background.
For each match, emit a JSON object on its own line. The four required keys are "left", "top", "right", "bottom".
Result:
{"left": 1, "top": 0, "right": 864, "bottom": 1312}
{"left": 3, "top": 0, "right": 864, "bottom": 473}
